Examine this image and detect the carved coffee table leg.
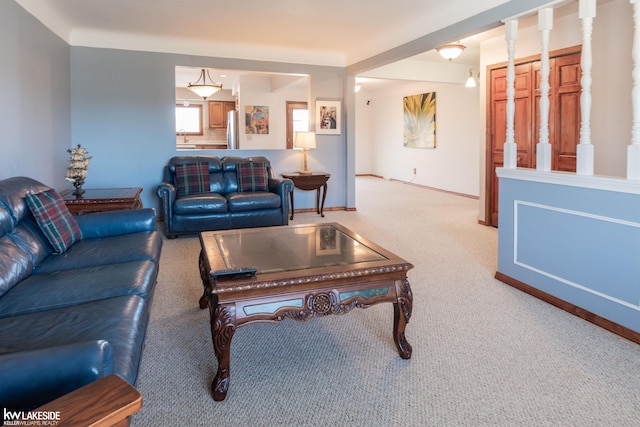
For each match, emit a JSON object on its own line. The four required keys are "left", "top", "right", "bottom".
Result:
{"left": 210, "top": 304, "right": 236, "bottom": 401}
{"left": 198, "top": 249, "right": 209, "bottom": 309}
{"left": 393, "top": 279, "right": 413, "bottom": 359}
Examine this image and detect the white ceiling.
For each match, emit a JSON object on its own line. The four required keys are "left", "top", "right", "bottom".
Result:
{"left": 15, "top": 0, "right": 514, "bottom": 67}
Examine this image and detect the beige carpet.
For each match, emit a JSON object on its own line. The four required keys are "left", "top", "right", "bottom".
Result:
{"left": 132, "top": 177, "right": 640, "bottom": 426}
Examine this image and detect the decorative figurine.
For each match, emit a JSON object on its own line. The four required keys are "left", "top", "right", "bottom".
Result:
{"left": 65, "top": 144, "right": 92, "bottom": 196}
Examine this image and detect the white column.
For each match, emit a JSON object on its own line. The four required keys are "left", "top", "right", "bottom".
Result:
{"left": 504, "top": 20, "right": 518, "bottom": 169}
{"left": 628, "top": 0, "right": 640, "bottom": 180}
{"left": 577, "top": 0, "right": 596, "bottom": 175}
{"left": 537, "top": 8, "right": 553, "bottom": 172}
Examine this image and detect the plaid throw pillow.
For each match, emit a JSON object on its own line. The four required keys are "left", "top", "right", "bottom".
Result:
{"left": 236, "top": 161, "right": 269, "bottom": 192}
{"left": 174, "top": 162, "right": 210, "bottom": 196}
{"left": 25, "top": 189, "right": 82, "bottom": 254}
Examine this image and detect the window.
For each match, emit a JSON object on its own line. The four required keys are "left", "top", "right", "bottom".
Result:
{"left": 175, "top": 104, "right": 203, "bottom": 135}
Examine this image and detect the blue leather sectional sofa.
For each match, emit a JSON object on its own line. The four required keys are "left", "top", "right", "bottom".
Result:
{"left": 0, "top": 177, "right": 162, "bottom": 411}
{"left": 156, "top": 156, "right": 293, "bottom": 238}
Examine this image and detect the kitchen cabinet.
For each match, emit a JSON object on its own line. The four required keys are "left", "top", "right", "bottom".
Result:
{"left": 209, "top": 101, "right": 236, "bottom": 128}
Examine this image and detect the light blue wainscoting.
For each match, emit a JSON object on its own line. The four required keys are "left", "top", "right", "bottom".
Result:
{"left": 496, "top": 169, "right": 640, "bottom": 334}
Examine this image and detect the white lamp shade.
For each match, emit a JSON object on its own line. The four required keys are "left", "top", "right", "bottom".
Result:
{"left": 188, "top": 85, "right": 221, "bottom": 98}
{"left": 294, "top": 131, "right": 316, "bottom": 149}
{"left": 187, "top": 69, "right": 222, "bottom": 99}
{"left": 437, "top": 43, "right": 465, "bottom": 61}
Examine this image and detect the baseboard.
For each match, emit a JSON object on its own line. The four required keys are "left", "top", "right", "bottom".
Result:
{"left": 495, "top": 271, "right": 640, "bottom": 345}
{"left": 356, "top": 173, "right": 384, "bottom": 179}
{"left": 292, "top": 206, "right": 351, "bottom": 215}
{"left": 388, "top": 178, "right": 479, "bottom": 200}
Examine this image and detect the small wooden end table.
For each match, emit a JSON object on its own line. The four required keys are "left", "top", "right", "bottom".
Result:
{"left": 60, "top": 188, "right": 143, "bottom": 215}
{"left": 281, "top": 172, "right": 330, "bottom": 219}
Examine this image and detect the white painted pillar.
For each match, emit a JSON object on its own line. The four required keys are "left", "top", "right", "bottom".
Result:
{"left": 537, "top": 8, "right": 553, "bottom": 172}
{"left": 577, "top": 0, "right": 596, "bottom": 175}
{"left": 504, "top": 20, "right": 518, "bottom": 169}
{"left": 628, "top": 0, "right": 640, "bottom": 180}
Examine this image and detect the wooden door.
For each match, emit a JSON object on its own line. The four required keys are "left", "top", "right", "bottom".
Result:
{"left": 486, "top": 48, "right": 581, "bottom": 227}
{"left": 488, "top": 63, "right": 534, "bottom": 226}
{"left": 533, "top": 52, "right": 581, "bottom": 172}
{"left": 553, "top": 53, "right": 581, "bottom": 171}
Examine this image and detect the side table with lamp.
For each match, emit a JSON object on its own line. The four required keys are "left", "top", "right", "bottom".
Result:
{"left": 282, "top": 131, "right": 331, "bottom": 220}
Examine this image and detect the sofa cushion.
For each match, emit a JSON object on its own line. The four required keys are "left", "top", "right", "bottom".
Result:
{"left": 0, "top": 296, "right": 150, "bottom": 385}
{"left": 226, "top": 192, "right": 281, "bottom": 212}
{"left": 34, "top": 231, "right": 162, "bottom": 274}
{"left": 0, "top": 236, "right": 34, "bottom": 298}
{"left": 173, "top": 194, "right": 227, "bottom": 215}
{"left": 0, "top": 177, "right": 50, "bottom": 226}
{"left": 0, "top": 205, "right": 12, "bottom": 237}
{"left": 236, "top": 161, "right": 269, "bottom": 192}
{"left": 0, "top": 260, "right": 158, "bottom": 318}
{"left": 174, "top": 162, "right": 210, "bottom": 196}
{"left": 9, "top": 219, "right": 53, "bottom": 267}
{"left": 25, "top": 189, "right": 82, "bottom": 254}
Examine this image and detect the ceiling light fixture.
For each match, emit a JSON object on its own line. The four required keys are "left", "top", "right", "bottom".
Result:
{"left": 437, "top": 43, "right": 466, "bottom": 61}
{"left": 187, "top": 69, "right": 222, "bottom": 100}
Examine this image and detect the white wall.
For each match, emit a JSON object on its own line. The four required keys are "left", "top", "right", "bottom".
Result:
{"left": 356, "top": 80, "right": 480, "bottom": 197}
{"left": 355, "top": 96, "right": 373, "bottom": 174}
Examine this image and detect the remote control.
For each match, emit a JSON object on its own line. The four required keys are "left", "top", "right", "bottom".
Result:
{"left": 210, "top": 266, "right": 258, "bottom": 278}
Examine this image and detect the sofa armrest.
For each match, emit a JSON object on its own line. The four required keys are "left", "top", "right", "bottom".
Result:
{"left": 36, "top": 374, "right": 142, "bottom": 427}
{"left": 155, "top": 182, "right": 176, "bottom": 212}
{"left": 0, "top": 340, "right": 114, "bottom": 411}
{"left": 76, "top": 208, "right": 157, "bottom": 239}
{"left": 156, "top": 182, "right": 176, "bottom": 236}
{"left": 269, "top": 177, "right": 293, "bottom": 197}
{"left": 269, "top": 177, "right": 294, "bottom": 225}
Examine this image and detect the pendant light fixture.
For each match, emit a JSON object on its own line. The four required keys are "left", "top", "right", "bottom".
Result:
{"left": 187, "top": 69, "right": 223, "bottom": 100}
{"left": 436, "top": 43, "right": 466, "bottom": 61}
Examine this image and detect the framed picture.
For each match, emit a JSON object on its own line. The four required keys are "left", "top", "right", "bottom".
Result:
{"left": 315, "top": 226, "right": 341, "bottom": 256}
{"left": 403, "top": 92, "right": 436, "bottom": 148}
{"left": 315, "top": 99, "right": 341, "bottom": 135}
{"left": 245, "top": 105, "right": 269, "bottom": 134}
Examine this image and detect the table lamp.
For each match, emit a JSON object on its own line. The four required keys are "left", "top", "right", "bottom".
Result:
{"left": 294, "top": 131, "right": 316, "bottom": 174}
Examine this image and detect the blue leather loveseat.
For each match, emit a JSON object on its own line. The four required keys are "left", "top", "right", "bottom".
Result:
{"left": 0, "top": 176, "right": 162, "bottom": 411}
{"left": 156, "top": 156, "right": 293, "bottom": 238}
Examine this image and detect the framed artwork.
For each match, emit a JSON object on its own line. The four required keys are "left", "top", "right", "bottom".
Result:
{"left": 315, "top": 99, "right": 341, "bottom": 135}
{"left": 315, "top": 226, "right": 341, "bottom": 256}
{"left": 403, "top": 92, "right": 436, "bottom": 148}
{"left": 245, "top": 105, "right": 269, "bottom": 134}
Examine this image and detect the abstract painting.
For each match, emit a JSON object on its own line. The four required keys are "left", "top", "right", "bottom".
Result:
{"left": 403, "top": 92, "right": 436, "bottom": 148}
{"left": 245, "top": 105, "right": 269, "bottom": 134}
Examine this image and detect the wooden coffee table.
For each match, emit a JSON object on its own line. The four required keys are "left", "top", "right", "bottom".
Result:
{"left": 198, "top": 223, "right": 414, "bottom": 401}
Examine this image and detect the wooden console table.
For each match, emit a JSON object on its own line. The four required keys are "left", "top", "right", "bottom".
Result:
{"left": 60, "top": 188, "right": 143, "bottom": 215}
{"left": 281, "top": 172, "right": 330, "bottom": 220}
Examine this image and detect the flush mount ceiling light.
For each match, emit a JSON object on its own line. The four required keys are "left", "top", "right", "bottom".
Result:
{"left": 187, "top": 69, "right": 222, "bottom": 100}
{"left": 437, "top": 43, "right": 466, "bottom": 61}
